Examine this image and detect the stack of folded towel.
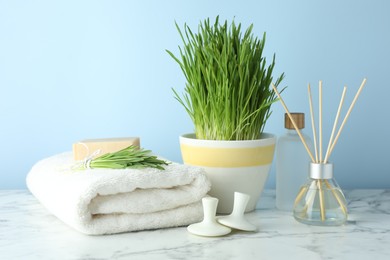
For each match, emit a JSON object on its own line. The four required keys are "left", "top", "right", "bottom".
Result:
{"left": 26, "top": 152, "right": 211, "bottom": 235}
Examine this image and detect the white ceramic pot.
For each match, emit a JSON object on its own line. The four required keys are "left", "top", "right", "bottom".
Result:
{"left": 179, "top": 133, "right": 276, "bottom": 214}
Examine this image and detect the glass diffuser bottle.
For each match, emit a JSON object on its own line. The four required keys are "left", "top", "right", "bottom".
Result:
{"left": 272, "top": 78, "right": 367, "bottom": 227}
{"left": 293, "top": 162, "right": 347, "bottom": 226}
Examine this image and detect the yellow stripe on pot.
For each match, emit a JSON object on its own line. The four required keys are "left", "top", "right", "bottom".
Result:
{"left": 180, "top": 144, "right": 275, "bottom": 168}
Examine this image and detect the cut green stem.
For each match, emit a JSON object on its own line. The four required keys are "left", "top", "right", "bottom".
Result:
{"left": 76, "top": 146, "right": 169, "bottom": 171}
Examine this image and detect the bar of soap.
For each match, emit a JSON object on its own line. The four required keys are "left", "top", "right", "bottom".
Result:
{"left": 72, "top": 137, "right": 140, "bottom": 161}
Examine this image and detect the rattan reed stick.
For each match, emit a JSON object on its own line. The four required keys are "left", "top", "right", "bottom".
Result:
{"left": 327, "top": 78, "right": 367, "bottom": 159}
{"left": 271, "top": 84, "right": 315, "bottom": 162}
{"left": 317, "top": 180, "right": 326, "bottom": 221}
{"left": 324, "top": 86, "right": 347, "bottom": 163}
{"left": 324, "top": 180, "right": 348, "bottom": 215}
{"left": 302, "top": 181, "right": 317, "bottom": 214}
{"left": 319, "top": 81, "right": 323, "bottom": 162}
{"left": 294, "top": 186, "right": 308, "bottom": 208}
{"left": 308, "top": 84, "right": 319, "bottom": 163}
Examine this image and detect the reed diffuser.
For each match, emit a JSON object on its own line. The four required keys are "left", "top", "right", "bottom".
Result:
{"left": 272, "top": 78, "right": 367, "bottom": 226}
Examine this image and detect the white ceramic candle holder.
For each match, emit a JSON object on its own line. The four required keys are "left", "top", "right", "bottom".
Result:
{"left": 187, "top": 197, "right": 231, "bottom": 237}
{"left": 217, "top": 192, "right": 257, "bottom": 231}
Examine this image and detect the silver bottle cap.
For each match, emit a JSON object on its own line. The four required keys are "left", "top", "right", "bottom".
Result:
{"left": 309, "top": 162, "right": 333, "bottom": 179}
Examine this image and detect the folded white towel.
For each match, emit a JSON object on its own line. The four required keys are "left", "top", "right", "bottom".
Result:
{"left": 26, "top": 152, "right": 211, "bottom": 235}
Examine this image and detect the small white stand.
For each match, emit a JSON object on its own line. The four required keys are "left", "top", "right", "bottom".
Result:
{"left": 187, "top": 197, "right": 231, "bottom": 237}
{"left": 217, "top": 192, "right": 257, "bottom": 231}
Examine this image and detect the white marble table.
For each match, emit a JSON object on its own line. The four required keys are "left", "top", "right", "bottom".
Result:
{"left": 1, "top": 189, "right": 389, "bottom": 259}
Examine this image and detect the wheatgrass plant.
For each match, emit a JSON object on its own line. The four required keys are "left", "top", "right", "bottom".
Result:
{"left": 167, "top": 17, "right": 285, "bottom": 140}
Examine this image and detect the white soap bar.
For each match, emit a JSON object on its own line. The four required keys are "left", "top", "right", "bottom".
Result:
{"left": 72, "top": 137, "right": 140, "bottom": 161}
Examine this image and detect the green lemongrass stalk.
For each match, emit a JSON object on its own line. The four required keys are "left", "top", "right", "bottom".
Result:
{"left": 78, "top": 146, "right": 169, "bottom": 170}
{"left": 167, "top": 16, "right": 285, "bottom": 140}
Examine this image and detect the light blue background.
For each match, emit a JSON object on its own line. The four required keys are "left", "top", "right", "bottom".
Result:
{"left": 1, "top": 0, "right": 389, "bottom": 189}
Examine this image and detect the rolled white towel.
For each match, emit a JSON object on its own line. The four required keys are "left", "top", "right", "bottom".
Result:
{"left": 26, "top": 152, "right": 211, "bottom": 235}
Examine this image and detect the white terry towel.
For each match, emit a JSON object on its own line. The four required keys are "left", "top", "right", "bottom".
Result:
{"left": 26, "top": 152, "right": 211, "bottom": 235}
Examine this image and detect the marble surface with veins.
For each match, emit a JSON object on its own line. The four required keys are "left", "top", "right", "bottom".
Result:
{"left": 1, "top": 189, "right": 390, "bottom": 259}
